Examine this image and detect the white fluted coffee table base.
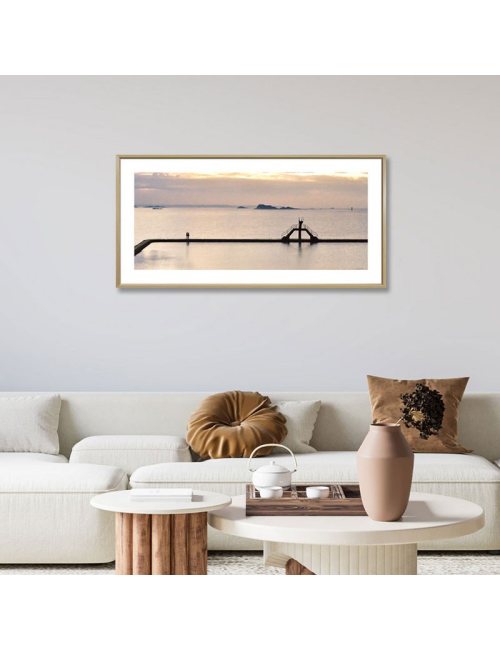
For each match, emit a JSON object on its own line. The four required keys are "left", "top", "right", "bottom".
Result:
{"left": 264, "top": 541, "right": 418, "bottom": 575}
{"left": 208, "top": 492, "right": 484, "bottom": 576}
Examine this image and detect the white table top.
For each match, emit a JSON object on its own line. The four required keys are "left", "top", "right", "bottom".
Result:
{"left": 91, "top": 490, "right": 231, "bottom": 515}
{"left": 208, "top": 492, "right": 484, "bottom": 546}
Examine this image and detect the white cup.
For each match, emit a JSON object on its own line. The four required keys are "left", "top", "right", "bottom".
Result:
{"left": 258, "top": 486, "right": 283, "bottom": 499}
{"left": 306, "top": 486, "right": 329, "bottom": 499}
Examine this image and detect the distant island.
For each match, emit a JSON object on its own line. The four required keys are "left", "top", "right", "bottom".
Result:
{"left": 237, "top": 206, "right": 248, "bottom": 209}
{"left": 255, "top": 204, "right": 298, "bottom": 210}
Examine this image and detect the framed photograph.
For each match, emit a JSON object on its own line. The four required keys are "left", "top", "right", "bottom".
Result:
{"left": 117, "top": 155, "right": 386, "bottom": 288}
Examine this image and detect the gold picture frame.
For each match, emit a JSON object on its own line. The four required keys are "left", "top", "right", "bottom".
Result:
{"left": 117, "top": 155, "right": 386, "bottom": 288}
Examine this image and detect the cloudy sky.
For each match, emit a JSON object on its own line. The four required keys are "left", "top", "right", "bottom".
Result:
{"left": 135, "top": 171, "right": 368, "bottom": 209}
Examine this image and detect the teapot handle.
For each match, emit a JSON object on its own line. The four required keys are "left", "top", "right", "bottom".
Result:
{"left": 247, "top": 444, "right": 298, "bottom": 473}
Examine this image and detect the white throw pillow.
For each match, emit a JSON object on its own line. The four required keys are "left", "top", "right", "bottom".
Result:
{"left": 272, "top": 400, "right": 321, "bottom": 454}
{"left": 0, "top": 394, "right": 61, "bottom": 454}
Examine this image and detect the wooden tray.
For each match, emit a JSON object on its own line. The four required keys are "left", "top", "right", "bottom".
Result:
{"left": 245, "top": 484, "right": 367, "bottom": 516}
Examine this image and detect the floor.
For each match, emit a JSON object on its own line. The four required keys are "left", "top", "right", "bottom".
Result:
{"left": 1, "top": 552, "right": 499, "bottom": 574}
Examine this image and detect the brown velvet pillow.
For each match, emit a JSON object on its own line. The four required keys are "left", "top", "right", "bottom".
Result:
{"left": 367, "top": 375, "right": 471, "bottom": 453}
{"left": 187, "top": 391, "right": 288, "bottom": 460}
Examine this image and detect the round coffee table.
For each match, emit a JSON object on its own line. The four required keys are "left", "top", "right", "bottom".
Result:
{"left": 91, "top": 490, "right": 231, "bottom": 575}
{"left": 208, "top": 492, "right": 484, "bottom": 575}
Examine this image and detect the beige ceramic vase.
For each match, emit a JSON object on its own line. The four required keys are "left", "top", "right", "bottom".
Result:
{"left": 357, "top": 423, "right": 414, "bottom": 522}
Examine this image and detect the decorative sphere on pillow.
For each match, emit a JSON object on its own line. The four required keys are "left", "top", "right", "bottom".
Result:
{"left": 187, "top": 391, "right": 287, "bottom": 460}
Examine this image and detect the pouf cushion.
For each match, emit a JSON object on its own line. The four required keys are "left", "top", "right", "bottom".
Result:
{"left": 187, "top": 391, "right": 287, "bottom": 460}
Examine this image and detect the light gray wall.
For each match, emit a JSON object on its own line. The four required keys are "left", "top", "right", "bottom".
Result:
{"left": 0, "top": 76, "right": 498, "bottom": 391}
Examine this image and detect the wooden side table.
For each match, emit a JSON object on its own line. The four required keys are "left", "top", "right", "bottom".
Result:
{"left": 91, "top": 490, "right": 231, "bottom": 575}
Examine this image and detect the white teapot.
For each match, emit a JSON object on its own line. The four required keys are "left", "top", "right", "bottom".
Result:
{"left": 248, "top": 444, "right": 298, "bottom": 490}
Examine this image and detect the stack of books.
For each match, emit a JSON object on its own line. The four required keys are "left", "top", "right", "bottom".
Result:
{"left": 130, "top": 488, "right": 193, "bottom": 502}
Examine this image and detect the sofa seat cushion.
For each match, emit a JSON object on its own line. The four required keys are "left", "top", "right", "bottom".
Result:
{"left": 412, "top": 453, "right": 500, "bottom": 482}
{"left": 0, "top": 452, "right": 68, "bottom": 464}
{"left": 130, "top": 451, "right": 500, "bottom": 488}
{"left": 69, "top": 435, "right": 191, "bottom": 475}
{"left": 0, "top": 463, "right": 127, "bottom": 492}
{"left": 130, "top": 452, "right": 500, "bottom": 552}
{"left": 0, "top": 464, "right": 128, "bottom": 563}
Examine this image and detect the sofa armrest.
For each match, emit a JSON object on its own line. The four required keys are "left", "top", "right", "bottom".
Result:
{"left": 69, "top": 435, "right": 191, "bottom": 475}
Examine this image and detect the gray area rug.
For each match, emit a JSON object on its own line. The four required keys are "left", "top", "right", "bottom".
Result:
{"left": 1, "top": 552, "right": 499, "bottom": 575}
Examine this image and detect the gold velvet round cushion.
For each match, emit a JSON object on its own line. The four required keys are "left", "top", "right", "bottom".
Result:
{"left": 187, "top": 391, "right": 287, "bottom": 460}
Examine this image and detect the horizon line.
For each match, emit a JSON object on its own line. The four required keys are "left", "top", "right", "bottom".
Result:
{"left": 135, "top": 204, "right": 366, "bottom": 209}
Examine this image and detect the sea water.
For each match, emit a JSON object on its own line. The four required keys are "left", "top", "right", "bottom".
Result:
{"left": 134, "top": 207, "right": 368, "bottom": 271}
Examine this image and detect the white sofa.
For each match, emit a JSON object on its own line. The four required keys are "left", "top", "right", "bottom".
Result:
{"left": 1, "top": 391, "right": 500, "bottom": 562}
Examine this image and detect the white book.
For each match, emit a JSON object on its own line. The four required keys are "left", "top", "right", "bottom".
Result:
{"left": 131, "top": 488, "right": 193, "bottom": 497}
{"left": 130, "top": 488, "right": 193, "bottom": 501}
{"left": 131, "top": 497, "right": 193, "bottom": 502}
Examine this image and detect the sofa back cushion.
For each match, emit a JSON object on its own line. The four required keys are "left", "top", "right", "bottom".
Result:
{"left": 69, "top": 435, "right": 191, "bottom": 475}
{"left": 272, "top": 400, "right": 322, "bottom": 454}
{"left": 0, "top": 392, "right": 499, "bottom": 461}
{"left": 0, "top": 394, "right": 61, "bottom": 454}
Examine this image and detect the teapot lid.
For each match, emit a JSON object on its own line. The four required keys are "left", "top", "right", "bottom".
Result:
{"left": 254, "top": 460, "right": 290, "bottom": 474}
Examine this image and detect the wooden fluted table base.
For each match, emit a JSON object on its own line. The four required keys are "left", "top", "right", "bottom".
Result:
{"left": 285, "top": 559, "right": 316, "bottom": 575}
{"left": 265, "top": 541, "right": 418, "bottom": 575}
{"left": 115, "top": 512, "right": 207, "bottom": 575}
